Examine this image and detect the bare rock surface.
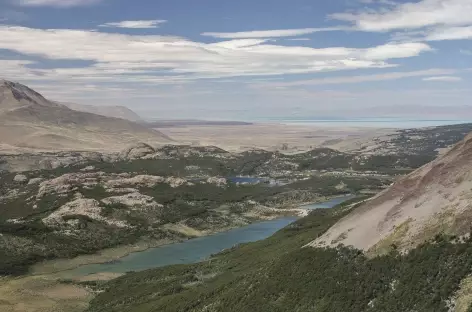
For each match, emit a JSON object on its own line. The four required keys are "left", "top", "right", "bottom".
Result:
{"left": 119, "top": 143, "right": 156, "bottom": 160}
{"left": 102, "top": 193, "right": 163, "bottom": 210}
{"left": 13, "top": 174, "right": 28, "bottom": 183}
{"left": 28, "top": 177, "right": 44, "bottom": 185}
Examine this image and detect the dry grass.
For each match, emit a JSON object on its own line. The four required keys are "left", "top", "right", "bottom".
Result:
{"left": 367, "top": 218, "right": 413, "bottom": 257}
{"left": 0, "top": 275, "right": 92, "bottom": 312}
{"left": 453, "top": 276, "right": 472, "bottom": 312}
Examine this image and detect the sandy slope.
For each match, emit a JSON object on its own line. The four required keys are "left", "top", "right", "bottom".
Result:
{"left": 309, "top": 132, "right": 472, "bottom": 253}
{"left": 60, "top": 101, "right": 143, "bottom": 122}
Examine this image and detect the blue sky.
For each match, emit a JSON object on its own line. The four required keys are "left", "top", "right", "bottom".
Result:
{"left": 0, "top": 0, "right": 471, "bottom": 120}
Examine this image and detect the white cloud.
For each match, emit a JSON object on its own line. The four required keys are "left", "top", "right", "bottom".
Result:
{"left": 422, "top": 76, "right": 462, "bottom": 81}
{"left": 363, "top": 42, "right": 432, "bottom": 60}
{"left": 201, "top": 27, "right": 348, "bottom": 39}
{"left": 0, "top": 25, "right": 432, "bottom": 84}
{"left": 15, "top": 0, "right": 102, "bottom": 7}
{"left": 425, "top": 26, "right": 472, "bottom": 41}
{"left": 99, "top": 20, "right": 167, "bottom": 29}
{"left": 257, "top": 69, "right": 456, "bottom": 87}
{"left": 209, "top": 39, "right": 270, "bottom": 49}
{"left": 287, "top": 38, "right": 311, "bottom": 41}
{"left": 332, "top": 0, "right": 472, "bottom": 32}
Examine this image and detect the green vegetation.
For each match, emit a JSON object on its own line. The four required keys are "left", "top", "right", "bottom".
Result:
{"left": 3, "top": 125, "right": 470, "bottom": 279}
{"left": 391, "top": 123, "right": 472, "bottom": 156}
{"left": 87, "top": 199, "right": 472, "bottom": 312}
{"left": 0, "top": 154, "right": 388, "bottom": 276}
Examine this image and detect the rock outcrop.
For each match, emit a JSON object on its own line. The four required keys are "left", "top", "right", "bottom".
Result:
{"left": 42, "top": 197, "right": 127, "bottom": 228}
{"left": 102, "top": 193, "right": 163, "bottom": 210}
{"left": 119, "top": 143, "right": 156, "bottom": 160}
{"left": 13, "top": 174, "right": 28, "bottom": 183}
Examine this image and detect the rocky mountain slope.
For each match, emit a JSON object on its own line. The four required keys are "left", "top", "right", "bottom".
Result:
{"left": 0, "top": 80, "right": 170, "bottom": 151}
{"left": 60, "top": 101, "right": 143, "bottom": 122}
{"left": 310, "top": 131, "right": 472, "bottom": 254}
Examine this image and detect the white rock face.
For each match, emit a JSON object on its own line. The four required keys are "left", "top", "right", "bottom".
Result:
{"left": 166, "top": 177, "right": 187, "bottom": 188}
{"left": 105, "top": 175, "right": 165, "bottom": 188}
{"left": 36, "top": 172, "right": 104, "bottom": 198}
{"left": 104, "top": 175, "right": 189, "bottom": 188}
{"left": 81, "top": 165, "right": 96, "bottom": 172}
{"left": 42, "top": 197, "right": 127, "bottom": 228}
{"left": 28, "top": 177, "right": 44, "bottom": 185}
{"left": 102, "top": 192, "right": 163, "bottom": 210}
{"left": 206, "top": 177, "right": 227, "bottom": 186}
{"left": 13, "top": 174, "right": 28, "bottom": 183}
{"left": 42, "top": 198, "right": 102, "bottom": 225}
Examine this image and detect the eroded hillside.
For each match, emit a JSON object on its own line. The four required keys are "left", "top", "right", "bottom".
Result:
{"left": 310, "top": 132, "right": 472, "bottom": 255}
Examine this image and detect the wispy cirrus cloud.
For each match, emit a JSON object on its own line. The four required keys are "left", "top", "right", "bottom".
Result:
{"left": 424, "top": 26, "right": 472, "bottom": 41}
{"left": 14, "top": 0, "right": 102, "bottom": 7}
{"left": 201, "top": 27, "right": 349, "bottom": 39}
{"left": 255, "top": 69, "right": 457, "bottom": 87}
{"left": 99, "top": 20, "right": 167, "bottom": 29}
{"left": 331, "top": 0, "right": 472, "bottom": 32}
{"left": 331, "top": 0, "right": 472, "bottom": 42}
{"left": 0, "top": 25, "right": 432, "bottom": 85}
{"left": 422, "top": 76, "right": 462, "bottom": 81}
{"left": 287, "top": 38, "right": 311, "bottom": 41}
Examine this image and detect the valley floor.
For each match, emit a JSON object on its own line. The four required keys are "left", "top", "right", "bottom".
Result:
{"left": 156, "top": 123, "right": 396, "bottom": 153}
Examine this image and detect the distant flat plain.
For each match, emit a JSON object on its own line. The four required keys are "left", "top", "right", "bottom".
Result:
{"left": 155, "top": 123, "right": 397, "bottom": 153}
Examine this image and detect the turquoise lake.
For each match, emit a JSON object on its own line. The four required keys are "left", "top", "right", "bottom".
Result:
{"left": 68, "top": 195, "right": 353, "bottom": 277}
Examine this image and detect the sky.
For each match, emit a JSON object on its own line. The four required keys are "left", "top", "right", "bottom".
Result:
{"left": 0, "top": 0, "right": 472, "bottom": 120}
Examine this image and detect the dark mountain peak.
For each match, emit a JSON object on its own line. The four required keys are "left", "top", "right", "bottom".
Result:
{"left": 0, "top": 79, "right": 58, "bottom": 109}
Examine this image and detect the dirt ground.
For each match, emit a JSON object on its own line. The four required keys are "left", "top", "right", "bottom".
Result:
{"left": 0, "top": 275, "right": 92, "bottom": 312}
{"left": 156, "top": 123, "right": 396, "bottom": 153}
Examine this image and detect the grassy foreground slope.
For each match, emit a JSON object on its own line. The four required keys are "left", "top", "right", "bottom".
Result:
{"left": 87, "top": 197, "right": 472, "bottom": 312}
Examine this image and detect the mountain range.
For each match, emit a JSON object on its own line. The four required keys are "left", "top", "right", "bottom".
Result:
{"left": 59, "top": 101, "right": 143, "bottom": 122}
{"left": 0, "top": 80, "right": 170, "bottom": 152}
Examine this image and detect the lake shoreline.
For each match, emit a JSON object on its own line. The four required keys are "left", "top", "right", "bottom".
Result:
{"left": 32, "top": 195, "right": 349, "bottom": 278}
{"left": 0, "top": 195, "right": 354, "bottom": 312}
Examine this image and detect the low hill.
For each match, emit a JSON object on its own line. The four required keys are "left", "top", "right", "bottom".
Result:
{"left": 60, "top": 101, "right": 143, "bottom": 122}
{"left": 0, "top": 80, "right": 170, "bottom": 152}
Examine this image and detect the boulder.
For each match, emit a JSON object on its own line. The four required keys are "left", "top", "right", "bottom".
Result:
{"left": 13, "top": 174, "right": 28, "bottom": 183}
{"left": 28, "top": 177, "right": 44, "bottom": 185}
{"left": 120, "top": 143, "right": 155, "bottom": 160}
